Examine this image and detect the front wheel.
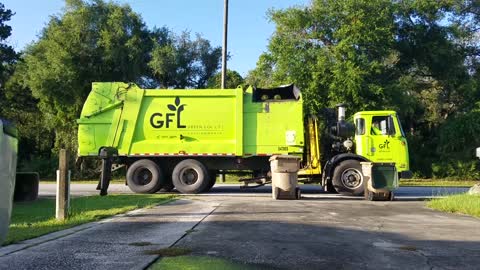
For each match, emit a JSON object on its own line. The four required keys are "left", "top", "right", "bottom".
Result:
{"left": 332, "top": 160, "right": 364, "bottom": 196}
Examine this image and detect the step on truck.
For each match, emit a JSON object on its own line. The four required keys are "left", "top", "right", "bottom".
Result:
{"left": 77, "top": 82, "right": 411, "bottom": 195}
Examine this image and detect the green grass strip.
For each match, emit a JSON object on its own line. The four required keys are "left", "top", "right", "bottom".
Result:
{"left": 427, "top": 193, "right": 480, "bottom": 218}
{"left": 149, "top": 255, "right": 273, "bottom": 270}
{"left": 399, "top": 179, "right": 478, "bottom": 187}
{"left": 5, "top": 194, "right": 175, "bottom": 245}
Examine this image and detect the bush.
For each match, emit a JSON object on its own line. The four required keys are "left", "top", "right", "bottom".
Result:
{"left": 18, "top": 156, "right": 57, "bottom": 179}
{"left": 431, "top": 160, "right": 480, "bottom": 180}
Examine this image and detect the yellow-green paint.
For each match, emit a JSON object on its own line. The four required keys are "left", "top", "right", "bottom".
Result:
{"left": 77, "top": 83, "right": 304, "bottom": 157}
{"left": 354, "top": 111, "right": 410, "bottom": 174}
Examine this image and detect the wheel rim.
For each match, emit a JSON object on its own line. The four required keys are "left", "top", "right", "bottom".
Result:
{"left": 341, "top": 168, "right": 363, "bottom": 189}
{"left": 134, "top": 168, "right": 153, "bottom": 186}
{"left": 180, "top": 168, "right": 199, "bottom": 185}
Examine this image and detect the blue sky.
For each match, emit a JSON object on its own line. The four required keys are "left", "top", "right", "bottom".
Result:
{"left": 2, "top": 0, "right": 309, "bottom": 76}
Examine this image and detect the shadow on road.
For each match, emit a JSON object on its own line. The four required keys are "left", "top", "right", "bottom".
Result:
{"left": 176, "top": 219, "right": 480, "bottom": 269}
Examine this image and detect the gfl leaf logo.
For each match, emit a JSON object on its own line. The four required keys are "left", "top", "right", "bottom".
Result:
{"left": 379, "top": 139, "right": 390, "bottom": 149}
{"left": 150, "top": 97, "right": 187, "bottom": 129}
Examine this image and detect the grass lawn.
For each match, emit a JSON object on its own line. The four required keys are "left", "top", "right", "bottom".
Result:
{"left": 5, "top": 194, "right": 175, "bottom": 245}
{"left": 399, "top": 179, "right": 478, "bottom": 187}
{"left": 427, "top": 194, "right": 480, "bottom": 218}
{"left": 149, "top": 255, "right": 272, "bottom": 270}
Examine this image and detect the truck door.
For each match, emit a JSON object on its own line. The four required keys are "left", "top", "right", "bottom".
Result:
{"left": 369, "top": 115, "right": 395, "bottom": 162}
{"left": 367, "top": 115, "right": 409, "bottom": 170}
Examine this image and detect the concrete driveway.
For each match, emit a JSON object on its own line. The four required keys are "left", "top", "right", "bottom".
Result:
{"left": 177, "top": 196, "right": 480, "bottom": 269}
{"left": 1, "top": 184, "right": 479, "bottom": 269}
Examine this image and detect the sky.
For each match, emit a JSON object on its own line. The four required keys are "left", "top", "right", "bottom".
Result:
{"left": 2, "top": 0, "right": 309, "bottom": 76}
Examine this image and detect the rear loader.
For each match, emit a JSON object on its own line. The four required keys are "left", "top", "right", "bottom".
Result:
{"left": 77, "top": 82, "right": 411, "bottom": 195}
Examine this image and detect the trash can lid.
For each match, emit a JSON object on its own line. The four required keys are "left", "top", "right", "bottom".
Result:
{"left": 372, "top": 162, "right": 396, "bottom": 167}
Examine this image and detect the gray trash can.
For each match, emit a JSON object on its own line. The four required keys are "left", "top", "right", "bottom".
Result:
{"left": 361, "top": 162, "right": 398, "bottom": 201}
{"left": 0, "top": 119, "right": 18, "bottom": 244}
{"left": 14, "top": 172, "right": 40, "bottom": 202}
{"left": 269, "top": 155, "right": 301, "bottom": 200}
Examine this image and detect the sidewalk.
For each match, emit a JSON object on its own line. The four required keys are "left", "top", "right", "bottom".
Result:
{"left": 0, "top": 199, "right": 218, "bottom": 270}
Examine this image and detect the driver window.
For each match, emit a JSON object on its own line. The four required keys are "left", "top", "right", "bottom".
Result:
{"left": 371, "top": 116, "right": 394, "bottom": 135}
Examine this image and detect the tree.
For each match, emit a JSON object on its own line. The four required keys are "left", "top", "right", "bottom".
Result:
{"left": 148, "top": 30, "right": 222, "bottom": 89}
{"left": 247, "top": 0, "right": 398, "bottom": 113}
{"left": 0, "top": 3, "right": 55, "bottom": 176}
{"left": 206, "top": 69, "right": 244, "bottom": 88}
{"left": 16, "top": 0, "right": 152, "bottom": 151}
{"left": 0, "top": 2, "right": 17, "bottom": 100}
{"left": 247, "top": 0, "right": 480, "bottom": 178}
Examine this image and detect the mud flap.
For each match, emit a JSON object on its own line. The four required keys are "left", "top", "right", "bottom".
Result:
{"left": 97, "top": 157, "right": 112, "bottom": 196}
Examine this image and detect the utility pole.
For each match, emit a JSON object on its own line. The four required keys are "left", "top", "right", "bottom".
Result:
{"left": 56, "top": 149, "right": 70, "bottom": 220}
{"left": 221, "top": 0, "right": 229, "bottom": 89}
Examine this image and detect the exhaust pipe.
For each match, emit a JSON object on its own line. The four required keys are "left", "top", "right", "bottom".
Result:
{"left": 337, "top": 103, "right": 346, "bottom": 121}
{"left": 333, "top": 103, "right": 354, "bottom": 138}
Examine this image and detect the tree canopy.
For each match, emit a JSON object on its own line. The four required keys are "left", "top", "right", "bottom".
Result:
{"left": 11, "top": 0, "right": 223, "bottom": 153}
{"left": 206, "top": 69, "right": 244, "bottom": 89}
{"left": 148, "top": 29, "right": 222, "bottom": 89}
{"left": 0, "top": 3, "right": 16, "bottom": 91}
{"left": 247, "top": 0, "right": 480, "bottom": 177}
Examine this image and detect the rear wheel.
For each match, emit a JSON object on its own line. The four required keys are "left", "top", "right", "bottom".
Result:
{"left": 201, "top": 170, "right": 217, "bottom": 193}
{"left": 126, "top": 159, "right": 164, "bottom": 194}
{"left": 332, "top": 160, "right": 364, "bottom": 196}
{"left": 172, "top": 159, "right": 209, "bottom": 194}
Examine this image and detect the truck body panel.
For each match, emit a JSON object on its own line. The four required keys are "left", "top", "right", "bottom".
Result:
{"left": 78, "top": 83, "right": 304, "bottom": 158}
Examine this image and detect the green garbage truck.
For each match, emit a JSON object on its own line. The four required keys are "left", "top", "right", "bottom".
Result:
{"left": 77, "top": 82, "right": 411, "bottom": 195}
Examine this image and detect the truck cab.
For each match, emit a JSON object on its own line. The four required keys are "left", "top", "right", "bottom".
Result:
{"left": 353, "top": 111, "right": 411, "bottom": 178}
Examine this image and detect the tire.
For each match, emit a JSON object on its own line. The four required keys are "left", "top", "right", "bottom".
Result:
{"left": 126, "top": 159, "right": 164, "bottom": 194}
{"left": 201, "top": 170, "right": 217, "bottom": 193}
{"left": 332, "top": 160, "right": 365, "bottom": 196}
{"left": 172, "top": 159, "right": 210, "bottom": 194}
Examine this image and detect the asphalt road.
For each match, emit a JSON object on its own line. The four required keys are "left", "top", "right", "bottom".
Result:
{"left": 0, "top": 183, "right": 476, "bottom": 269}
{"left": 38, "top": 183, "right": 470, "bottom": 200}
